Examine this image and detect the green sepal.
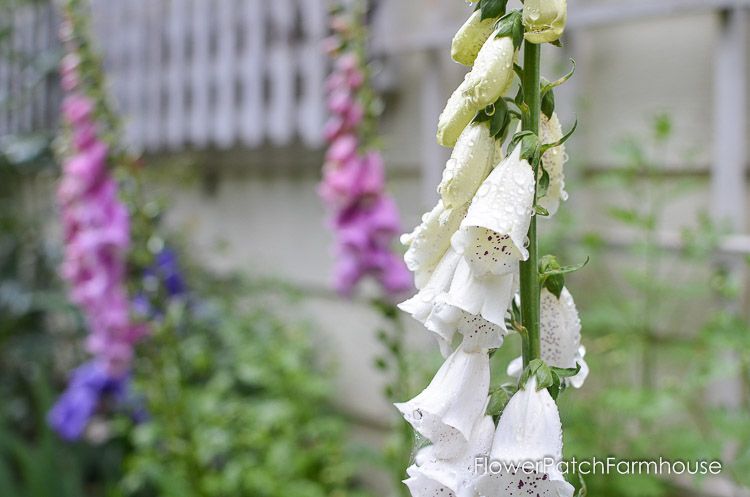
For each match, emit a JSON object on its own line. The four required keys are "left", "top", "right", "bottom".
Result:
{"left": 519, "top": 359, "right": 553, "bottom": 391}
{"left": 538, "top": 166, "right": 550, "bottom": 198}
{"left": 534, "top": 205, "right": 549, "bottom": 217}
{"left": 541, "top": 86, "right": 555, "bottom": 118}
{"left": 493, "top": 9, "right": 523, "bottom": 49}
{"left": 480, "top": 0, "right": 508, "bottom": 21}
{"left": 538, "top": 254, "right": 590, "bottom": 297}
{"left": 489, "top": 98, "right": 510, "bottom": 138}
{"left": 541, "top": 114, "right": 578, "bottom": 154}
{"left": 508, "top": 130, "right": 541, "bottom": 165}
{"left": 486, "top": 384, "right": 516, "bottom": 416}
{"left": 472, "top": 109, "right": 492, "bottom": 123}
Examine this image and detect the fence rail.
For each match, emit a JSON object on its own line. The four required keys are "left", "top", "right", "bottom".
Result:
{"left": 0, "top": 0, "right": 329, "bottom": 152}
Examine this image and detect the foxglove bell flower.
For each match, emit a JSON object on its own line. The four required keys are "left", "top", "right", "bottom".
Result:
{"left": 451, "top": 10, "right": 499, "bottom": 66}
{"left": 48, "top": 360, "right": 130, "bottom": 441}
{"left": 468, "top": 376, "right": 575, "bottom": 497}
{"left": 507, "top": 287, "right": 589, "bottom": 388}
{"left": 537, "top": 112, "right": 568, "bottom": 216}
{"left": 401, "top": 200, "right": 468, "bottom": 290}
{"left": 523, "top": 0, "right": 568, "bottom": 45}
{"left": 441, "top": 255, "right": 517, "bottom": 331}
{"left": 438, "top": 121, "right": 496, "bottom": 209}
{"left": 404, "top": 415, "right": 496, "bottom": 497}
{"left": 400, "top": 248, "right": 510, "bottom": 356}
{"left": 451, "top": 146, "right": 534, "bottom": 278}
{"left": 463, "top": 35, "right": 516, "bottom": 109}
{"left": 395, "top": 347, "right": 490, "bottom": 459}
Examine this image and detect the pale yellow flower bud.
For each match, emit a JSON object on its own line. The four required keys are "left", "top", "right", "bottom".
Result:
{"left": 451, "top": 10, "right": 498, "bottom": 67}
{"left": 463, "top": 36, "right": 515, "bottom": 109}
{"left": 523, "top": 0, "right": 567, "bottom": 44}
{"left": 436, "top": 77, "right": 475, "bottom": 148}
{"left": 438, "top": 121, "right": 494, "bottom": 210}
{"left": 538, "top": 112, "right": 568, "bottom": 215}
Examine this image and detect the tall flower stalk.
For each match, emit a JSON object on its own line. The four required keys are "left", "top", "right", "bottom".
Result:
{"left": 49, "top": 0, "right": 181, "bottom": 441}
{"left": 319, "top": 1, "right": 411, "bottom": 297}
{"left": 396, "top": 1, "right": 587, "bottom": 495}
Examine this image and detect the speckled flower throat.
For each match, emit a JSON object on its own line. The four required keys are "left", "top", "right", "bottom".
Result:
{"left": 395, "top": 1, "right": 589, "bottom": 495}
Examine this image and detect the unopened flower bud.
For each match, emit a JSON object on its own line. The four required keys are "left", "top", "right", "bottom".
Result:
{"left": 523, "top": 0, "right": 567, "bottom": 44}
{"left": 436, "top": 77, "right": 475, "bottom": 147}
{"left": 451, "top": 10, "right": 498, "bottom": 67}
{"left": 464, "top": 36, "right": 516, "bottom": 109}
{"left": 438, "top": 121, "right": 494, "bottom": 209}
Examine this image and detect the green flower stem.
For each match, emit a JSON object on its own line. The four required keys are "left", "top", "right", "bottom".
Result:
{"left": 519, "top": 40, "right": 542, "bottom": 367}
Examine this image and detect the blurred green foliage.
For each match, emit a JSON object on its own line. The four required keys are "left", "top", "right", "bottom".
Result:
{"left": 119, "top": 281, "right": 376, "bottom": 497}
{"left": 547, "top": 115, "right": 750, "bottom": 496}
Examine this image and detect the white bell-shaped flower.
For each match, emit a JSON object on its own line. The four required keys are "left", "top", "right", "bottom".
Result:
{"left": 395, "top": 348, "right": 490, "bottom": 459}
{"left": 399, "top": 249, "right": 463, "bottom": 356}
{"left": 404, "top": 415, "right": 496, "bottom": 497}
{"left": 438, "top": 121, "right": 495, "bottom": 210}
{"left": 507, "top": 287, "right": 588, "bottom": 388}
{"left": 441, "top": 255, "right": 517, "bottom": 331}
{"left": 402, "top": 200, "right": 468, "bottom": 289}
{"left": 523, "top": 0, "right": 567, "bottom": 45}
{"left": 539, "top": 112, "right": 568, "bottom": 216}
{"left": 468, "top": 376, "right": 574, "bottom": 497}
{"left": 451, "top": 146, "right": 535, "bottom": 278}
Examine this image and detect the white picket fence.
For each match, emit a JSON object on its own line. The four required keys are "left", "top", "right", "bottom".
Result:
{"left": 0, "top": 0, "right": 329, "bottom": 152}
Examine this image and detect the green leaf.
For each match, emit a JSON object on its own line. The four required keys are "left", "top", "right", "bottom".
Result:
{"left": 508, "top": 131, "right": 541, "bottom": 165}
{"left": 550, "top": 363, "right": 582, "bottom": 379}
{"left": 480, "top": 0, "right": 508, "bottom": 20}
{"left": 494, "top": 9, "right": 523, "bottom": 49}
{"left": 543, "top": 59, "right": 576, "bottom": 92}
{"left": 541, "top": 114, "right": 578, "bottom": 153}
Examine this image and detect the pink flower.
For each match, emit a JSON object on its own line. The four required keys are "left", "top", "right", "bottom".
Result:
{"left": 62, "top": 95, "right": 94, "bottom": 126}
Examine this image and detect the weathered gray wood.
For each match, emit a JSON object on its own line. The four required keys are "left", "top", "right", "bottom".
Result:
{"left": 239, "top": 0, "right": 265, "bottom": 147}
{"left": 189, "top": 0, "right": 211, "bottom": 148}
{"left": 213, "top": 0, "right": 237, "bottom": 149}
{"left": 712, "top": 8, "right": 747, "bottom": 232}
{"left": 266, "top": 0, "right": 296, "bottom": 145}
{"left": 166, "top": 0, "right": 188, "bottom": 150}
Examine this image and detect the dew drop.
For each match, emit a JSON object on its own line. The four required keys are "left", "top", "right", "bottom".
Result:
{"left": 477, "top": 183, "right": 491, "bottom": 197}
{"left": 485, "top": 103, "right": 496, "bottom": 116}
{"left": 445, "top": 158, "right": 457, "bottom": 171}
{"left": 529, "top": 8, "right": 541, "bottom": 21}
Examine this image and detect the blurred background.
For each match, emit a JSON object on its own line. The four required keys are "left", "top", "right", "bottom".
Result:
{"left": 1, "top": 0, "right": 749, "bottom": 496}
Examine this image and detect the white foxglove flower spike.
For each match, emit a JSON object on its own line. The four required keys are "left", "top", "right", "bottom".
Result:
{"left": 468, "top": 376, "right": 575, "bottom": 497}
{"left": 452, "top": 10, "right": 499, "bottom": 67}
{"left": 507, "top": 287, "right": 589, "bottom": 388}
{"left": 464, "top": 35, "right": 516, "bottom": 109}
{"left": 439, "top": 121, "right": 495, "bottom": 210}
{"left": 451, "top": 146, "right": 535, "bottom": 278}
{"left": 402, "top": 200, "right": 468, "bottom": 290}
{"left": 404, "top": 416, "right": 495, "bottom": 497}
{"left": 395, "top": 348, "right": 490, "bottom": 459}
{"left": 523, "top": 0, "right": 567, "bottom": 45}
